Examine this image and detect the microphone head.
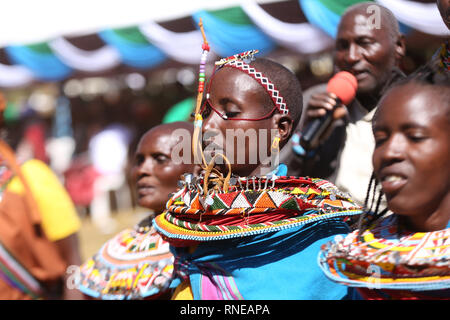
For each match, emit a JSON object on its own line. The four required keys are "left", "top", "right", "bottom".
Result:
{"left": 327, "top": 71, "right": 358, "bottom": 105}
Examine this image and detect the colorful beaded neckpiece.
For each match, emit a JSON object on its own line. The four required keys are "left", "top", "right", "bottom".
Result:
{"left": 154, "top": 175, "right": 362, "bottom": 246}
{"left": 439, "top": 40, "right": 450, "bottom": 72}
{"left": 78, "top": 217, "right": 174, "bottom": 300}
{"left": 319, "top": 214, "right": 450, "bottom": 293}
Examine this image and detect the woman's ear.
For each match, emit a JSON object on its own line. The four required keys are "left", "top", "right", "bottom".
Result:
{"left": 193, "top": 164, "right": 203, "bottom": 177}
{"left": 395, "top": 34, "right": 406, "bottom": 64}
{"left": 272, "top": 113, "right": 293, "bottom": 147}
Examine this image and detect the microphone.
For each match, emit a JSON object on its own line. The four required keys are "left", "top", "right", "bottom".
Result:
{"left": 300, "top": 71, "right": 357, "bottom": 150}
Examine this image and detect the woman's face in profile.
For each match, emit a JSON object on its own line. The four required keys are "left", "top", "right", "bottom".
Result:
{"left": 201, "top": 67, "right": 275, "bottom": 177}
{"left": 131, "top": 127, "right": 193, "bottom": 213}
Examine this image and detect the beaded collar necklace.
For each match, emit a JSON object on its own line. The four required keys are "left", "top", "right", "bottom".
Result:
{"left": 319, "top": 214, "right": 450, "bottom": 292}
{"left": 154, "top": 174, "right": 362, "bottom": 245}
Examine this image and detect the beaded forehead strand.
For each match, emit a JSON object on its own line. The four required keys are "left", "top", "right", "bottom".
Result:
{"left": 197, "top": 20, "right": 209, "bottom": 99}
{"left": 191, "top": 19, "right": 232, "bottom": 193}
{"left": 192, "top": 18, "right": 209, "bottom": 167}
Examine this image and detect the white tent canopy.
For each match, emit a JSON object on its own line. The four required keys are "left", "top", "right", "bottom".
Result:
{"left": 0, "top": 0, "right": 282, "bottom": 47}
{"left": 0, "top": 0, "right": 447, "bottom": 88}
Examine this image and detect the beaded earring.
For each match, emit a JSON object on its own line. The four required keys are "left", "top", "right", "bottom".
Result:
{"left": 270, "top": 136, "right": 280, "bottom": 173}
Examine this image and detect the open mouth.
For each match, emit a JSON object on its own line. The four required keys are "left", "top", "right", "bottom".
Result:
{"left": 380, "top": 174, "right": 407, "bottom": 196}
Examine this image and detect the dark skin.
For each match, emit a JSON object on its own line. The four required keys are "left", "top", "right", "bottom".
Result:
{"left": 131, "top": 122, "right": 195, "bottom": 214}
{"left": 80, "top": 123, "right": 194, "bottom": 300}
{"left": 372, "top": 83, "right": 450, "bottom": 232}
{"left": 305, "top": 4, "right": 405, "bottom": 146}
{"left": 437, "top": 0, "right": 450, "bottom": 30}
{"left": 202, "top": 67, "right": 293, "bottom": 177}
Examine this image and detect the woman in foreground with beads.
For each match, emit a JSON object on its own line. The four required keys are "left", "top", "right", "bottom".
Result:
{"left": 318, "top": 74, "right": 450, "bottom": 299}
{"left": 153, "top": 49, "right": 363, "bottom": 299}
{"left": 77, "top": 122, "right": 195, "bottom": 299}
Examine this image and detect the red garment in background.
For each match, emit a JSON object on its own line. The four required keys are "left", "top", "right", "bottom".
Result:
{"left": 64, "top": 158, "right": 100, "bottom": 207}
{"left": 24, "top": 123, "right": 49, "bottom": 164}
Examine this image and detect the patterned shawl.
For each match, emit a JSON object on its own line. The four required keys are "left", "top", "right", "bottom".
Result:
{"left": 78, "top": 216, "right": 174, "bottom": 300}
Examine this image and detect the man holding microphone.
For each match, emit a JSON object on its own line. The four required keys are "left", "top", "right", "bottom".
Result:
{"left": 283, "top": 2, "right": 406, "bottom": 206}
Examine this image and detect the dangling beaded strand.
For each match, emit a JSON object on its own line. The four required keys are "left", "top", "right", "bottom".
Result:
{"left": 192, "top": 18, "right": 210, "bottom": 167}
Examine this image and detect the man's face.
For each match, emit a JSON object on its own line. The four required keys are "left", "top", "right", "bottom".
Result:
{"left": 335, "top": 11, "right": 399, "bottom": 96}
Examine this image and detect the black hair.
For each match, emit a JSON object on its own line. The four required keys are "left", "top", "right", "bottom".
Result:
{"left": 373, "top": 62, "right": 450, "bottom": 124}
{"left": 357, "top": 173, "right": 388, "bottom": 239}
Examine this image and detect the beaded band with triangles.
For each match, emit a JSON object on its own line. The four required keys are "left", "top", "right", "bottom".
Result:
{"left": 153, "top": 176, "right": 362, "bottom": 245}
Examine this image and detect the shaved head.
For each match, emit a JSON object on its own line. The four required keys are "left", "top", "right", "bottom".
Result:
{"left": 249, "top": 58, "right": 303, "bottom": 131}
{"left": 335, "top": 2, "right": 405, "bottom": 98}
{"left": 437, "top": 0, "right": 450, "bottom": 30}
{"left": 132, "top": 121, "right": 195, "bottom": 211}
{"left": 341, "top": 2, "right": 401, "bottom": 43}
{"left": 144, "top": 121, "right": 194, "bottom": 142}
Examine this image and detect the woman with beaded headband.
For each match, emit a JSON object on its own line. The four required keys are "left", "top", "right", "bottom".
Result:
{"left": 318, "top": 72, "right": 450, "bottom": 299}
{"left": 154, "top": 23, "right": 363, "bottom": 299}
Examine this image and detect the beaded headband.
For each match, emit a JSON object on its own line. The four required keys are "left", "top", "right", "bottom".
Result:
{"left": 213, "top": 50, "right": 289, "bottom": 116}
{"left": 192, "top": 22, "right": 287, "bottom": 176}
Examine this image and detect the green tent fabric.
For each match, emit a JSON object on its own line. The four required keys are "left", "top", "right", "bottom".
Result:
{"left": 112, "top": 26, "right": 150, "bottom": 45}
{"left": 162, "top": 97, "right": 194, "bottom": 123}
{"left": 207, "top": 6, "right": 254, "bottom": 25}
{"left": 317, "top": 0, "right": 371, "bottom": 15}
{"left": 26, "top": 42, "right": 55, "bottom": 54}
